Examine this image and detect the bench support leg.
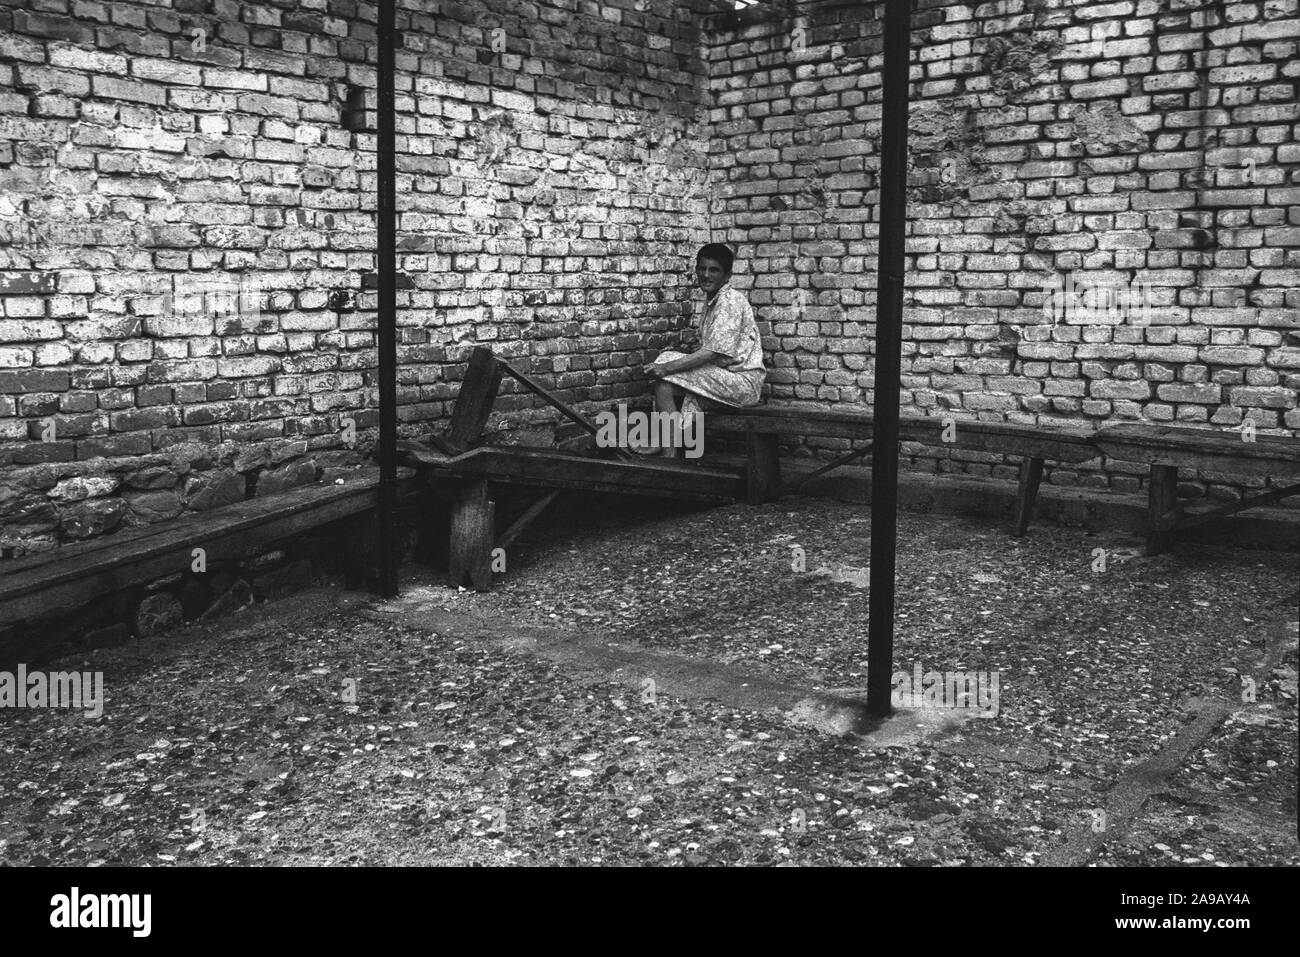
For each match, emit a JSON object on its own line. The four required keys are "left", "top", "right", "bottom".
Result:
{"left": 344, "top": 512, "right": 386, "bottom": 592}
{"left": 746, "top": 433, "right": 782, "bottom": 505}
{"left": 1012, "top": 456, "right": 1045, "bottom": 537}
{"left": 1146, "top": 464, "right": 1179, "bottom": 556}
{"left": 448, "top": 479, "right": 494, "bottom": 590}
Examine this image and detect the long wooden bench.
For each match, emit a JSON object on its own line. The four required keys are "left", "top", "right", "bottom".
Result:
{"left": 0, "top": 468, "right": 394, "bottom": 638}
{"left": 705, "top": 403, "right": 1098, "bottom": 535}
{"left": 410, "top": 347, "right": 1300, "bottom": 575}
{"left": 1092, "top": 424, "right": 1300, "bottom": 554}
{"left": 402, "top": 345, "right": 750, "bottom": 590}
{"left": 401, "top": 443, "right": 745, "bottom": 589}
{"left": 708, "top": 405, "right": 1300, "bottom": 553}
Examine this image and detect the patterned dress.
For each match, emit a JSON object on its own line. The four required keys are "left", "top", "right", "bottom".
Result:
{"left": 655, "top": 281, "right": 766, "bottom": 413}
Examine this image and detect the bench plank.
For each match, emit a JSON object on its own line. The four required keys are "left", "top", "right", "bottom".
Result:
{"left": 0, "top": 472, "right": 383, "bottom": 626}
{"left": 705, "top": 403, "right": 1106, "bottom": 525}
{"left": 405, "top": 445, "right": 745, "bottom": 502}
{"left": 897, "top": 419, "right": 1099, "bottom": 461}
{"left": 707, "top": 405, "right": 1099, "bottom": 462}
{"left": 1094, "top": 424, "right": 1300, "bottom": 478}
{"left": 706, "top": 403, "right": 875, "bottom": 439}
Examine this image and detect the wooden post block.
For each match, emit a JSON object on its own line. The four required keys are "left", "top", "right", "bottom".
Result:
{"left": 746, "top": 432, "right": 782, "bottom": 504}
{"left": 415, "top": 479, "right": 453, "bottom": 569}
{"left": 343, "top": 513, "right": 375, "bottom": 590}
{"left": 1012, "top": 456, "right": 1045, "bottom": 537}
{"left": 344, "top": 511, "right": 398, "bottom": 593}
{"left": 448, "top": 479, "right": 494, "bottom": 590}
{"left": 1146, "top": 464, "right": 1179, "bottom": 556}
{"left": 442, "top": 347, "right": 503, "bottom": 455}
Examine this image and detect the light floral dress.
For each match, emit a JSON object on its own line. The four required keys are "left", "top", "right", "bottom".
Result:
{"left": 655, "top": 281, "right": 765, "bottom": 413}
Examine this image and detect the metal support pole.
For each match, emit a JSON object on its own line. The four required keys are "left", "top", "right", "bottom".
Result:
{"left": 376, "top": 0, "right": 399, "bottom": 596}
{"left": 866, "top": 0, "right": 911, "bottom": 717}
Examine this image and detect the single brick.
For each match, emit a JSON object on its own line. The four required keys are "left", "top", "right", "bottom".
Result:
{"left": 0, "top": 272, "right": 59, "bottom": 296}
{"left": 0, "top": 370, "right": 71, "bottom": 393}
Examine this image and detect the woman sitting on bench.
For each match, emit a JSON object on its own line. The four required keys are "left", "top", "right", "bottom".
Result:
{"left": 642, "top": 243, "right": 766, "bottom": 457}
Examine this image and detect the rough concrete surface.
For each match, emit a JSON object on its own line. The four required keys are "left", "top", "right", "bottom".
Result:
{"left": 0, "top": 492, "right": 1294, "bottom": 866}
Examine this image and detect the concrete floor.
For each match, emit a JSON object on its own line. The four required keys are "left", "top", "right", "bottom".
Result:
{"left": 0, "top": 492, "right": 1295, "bottom": 865}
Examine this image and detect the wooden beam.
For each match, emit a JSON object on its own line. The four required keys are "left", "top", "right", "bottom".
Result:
{"left": 706, "top": 407, "right": 1098, "bottom": 461}
{"left": 783, "top": 442, "right": 874, "bottom": 496}
{"left": 499, "top": 360, "right": 600, "bottom": 439}
{"left": 495, "top": 489, "right": 563, "bottom": 551}
{"left": 448, "top": 479, "right": 494, "bottom": 590}
{"left": 441, "top": 346, "right": 504, "bottom": 454}
{"left": 745, "top": 432, "right": 782, "bottom": 504}
{"left": 498, "top": 359, "right": 643, "bottom": 462}
{"left": 1146, "top": 464, "right": 1180, "bottom": 555}
{"left": 1173, "top": 481, "right": 1300, "bottom": 532}
{"left": 411, "top": 445, "right": 744, "bottom": 502}
{"left": 1012, "top": 457, "right": 1045, "bottom": 537}
{"left": 707, "top": 405, "right": 876, "bottom": 439}
{"left": 1095, "top": 424, "right": 1300, "bottom": 478}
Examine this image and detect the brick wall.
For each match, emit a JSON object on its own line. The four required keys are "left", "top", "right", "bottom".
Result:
{"left": 3, "top": 0, "right": 1298, "bottom": 560}
{"left": 706, "top": 0, "right": 1299, "bottom": 499}
{"left": 0, "top": 0, "right": 713, "bottom": 557}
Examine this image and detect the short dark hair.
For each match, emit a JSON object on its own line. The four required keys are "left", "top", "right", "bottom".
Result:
{"left": 696, "top": 243, "right": 735, "bottom": 274}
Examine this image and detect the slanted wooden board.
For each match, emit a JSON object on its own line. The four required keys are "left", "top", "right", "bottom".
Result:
{"left": 435, "top": 346, "right": 503, "bottom": 455}
{"left": 496, "top": 489, "right": 563, "bottom": 552}
{"left": 404, "top": 445, "right": 744, "bottom": 503}
{"left": 0, "top": 470, "right": 387, "bottom": 627}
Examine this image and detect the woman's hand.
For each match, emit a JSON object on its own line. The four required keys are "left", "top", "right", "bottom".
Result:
{"left": 644, "top": 362, "right": 667, "bottom": 378}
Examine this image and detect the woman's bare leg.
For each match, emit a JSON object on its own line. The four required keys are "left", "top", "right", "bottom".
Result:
{"left": 653, "top": 382, "right": 681, "bottom": 457}
{"left": 653, "top": 381, "right": 678, "bottom": 415}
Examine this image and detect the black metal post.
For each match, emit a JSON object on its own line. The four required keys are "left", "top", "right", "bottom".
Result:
{"left": 866, "top": 0, "right": 911, "bottom": 717}
{"left": 376, "top": 0, "right": 398, "bottom": 596}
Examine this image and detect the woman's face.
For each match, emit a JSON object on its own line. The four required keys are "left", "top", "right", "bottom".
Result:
{"left": 695, "top": 257, "right": 729, "bottom": 297}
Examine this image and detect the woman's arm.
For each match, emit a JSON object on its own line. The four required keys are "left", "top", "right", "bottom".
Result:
{"left": 646, "top": 348, "right": 722, "bottom": 378}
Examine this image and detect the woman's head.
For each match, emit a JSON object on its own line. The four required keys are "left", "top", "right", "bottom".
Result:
{"left": 695, "top": 243, "right": 734, "bottom": 298}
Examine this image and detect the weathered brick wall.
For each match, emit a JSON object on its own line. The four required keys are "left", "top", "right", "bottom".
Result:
{"left": 707, "top": 0, "right": 1299, "bottom": 499}
{"left": 4, "top": 0, "right": 1298, "bottom": 561}
{"left": 0, "top": 0, "right": 712, "bottom": 558}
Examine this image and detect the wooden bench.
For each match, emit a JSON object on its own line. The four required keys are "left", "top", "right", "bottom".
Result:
{"left": 0, "top": 469, "right": 395, "bottom": 642}
{"left": 416, "top": 347, "right": 1300, "bottom": 568}
{"left": 704, "top": 403, "right": 1099, "bottom": 535}
{"left": 402, "top": 444, "right": 745, "bottom": 590}
{"left": 402, "top": 345, "right": 748, "bottom": 590}
{"left": 1092, "top": 424, "right": 1300, "bottom": 554}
